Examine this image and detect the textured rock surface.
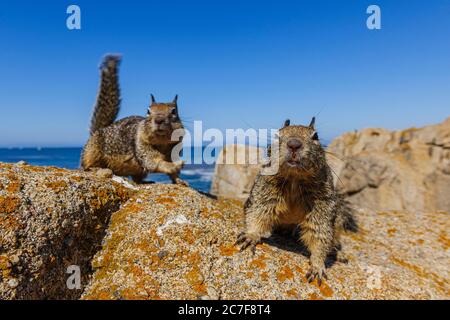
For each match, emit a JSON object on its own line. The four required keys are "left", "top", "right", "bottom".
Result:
{"left": 1, "top": 161, "right": 448, "bottom": 300}
{"left": 0, "top": 163, "right": 130, "bottom": 299}
{"left": 210, "top": 145, "right": 264, "bottom": 202}
{"left": 82, "top": 183, "right": 449, "bottom": 300}
{"left": 328, "top": 117, "right": 450, "bottom": 212}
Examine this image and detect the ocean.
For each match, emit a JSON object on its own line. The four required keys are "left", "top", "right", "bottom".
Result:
{"left": 0, "top": 147, "right": 215, "bottom": 193}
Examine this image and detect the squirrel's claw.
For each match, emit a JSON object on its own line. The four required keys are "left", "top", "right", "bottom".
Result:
{"left": 234, "top": 232, "right": 246, "bottom": 245}
{"left": 235, "top": 233, "right": 260, "bottom": 254}
{"left": 306, "top": 267, "right": 327, "bottom": 286}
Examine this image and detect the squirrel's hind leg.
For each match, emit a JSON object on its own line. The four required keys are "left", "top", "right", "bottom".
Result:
{"left": 132, "top": 173, "right": 147, "bottom": 184}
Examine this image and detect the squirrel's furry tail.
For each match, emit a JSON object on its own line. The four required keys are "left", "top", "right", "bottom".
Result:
{"left": 337, "top": 196, "right": 359, "bottom": 233}
{"left": 90, "top": 54, "right": 122, "bottom": 135}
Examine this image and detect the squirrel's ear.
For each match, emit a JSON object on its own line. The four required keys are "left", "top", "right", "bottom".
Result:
{"left": 173, "top": 94, "right": 178, "bottom": 104}
{"left": 309, "top": 117, "right": 316, "bottom": 130}
{"left": 150, "top": 94, "right": 156, "bottom": 104}
{"left": 283, "top": 119, "right": 290, "bottom": 128}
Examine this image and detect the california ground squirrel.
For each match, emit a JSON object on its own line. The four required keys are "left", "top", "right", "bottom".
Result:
{"left": 236, "top": 118, "right": 357, "bottom": 285}
{"left": 81, "top": 55, "right": 187, "bottom": 185}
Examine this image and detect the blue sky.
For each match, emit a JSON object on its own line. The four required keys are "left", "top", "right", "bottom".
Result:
{"left": 0, "top": 0, "right": 449, "bottom": 147}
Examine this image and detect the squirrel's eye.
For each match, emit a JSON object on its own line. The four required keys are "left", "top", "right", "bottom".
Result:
{"left": 311, "top": 132, "right": 319, "bottom": 141}
{"left": 147, "top": 108, "right": 151, "bottom": 115}
{"left": 171, "top": 108, "right": 177, "bottom": 115}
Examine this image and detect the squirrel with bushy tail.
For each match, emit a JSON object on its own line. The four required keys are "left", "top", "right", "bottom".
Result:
{"left": 81, "top": 55, "right": 187, "bottom": 185}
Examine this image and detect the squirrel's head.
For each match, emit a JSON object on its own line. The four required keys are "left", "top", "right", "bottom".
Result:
{"left": 146, "top": 94, "right": 184, "bottom": 137}
{"left": 276, "top": 117, "right": 326, "bottom": 179}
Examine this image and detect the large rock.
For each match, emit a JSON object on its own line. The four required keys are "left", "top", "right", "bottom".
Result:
{"left": 328, "top": 117, "right": 450, "bottom": 212}
{"left": 0, "top": 163, "right": 130, "bottom": 299}
{"left": 82, "top": 183, "right": 449, "bottom": 300}
{"left": 211, "top": 118, "right": 450, "bottom": 213}
{"left": 210, "top": 145, "right": 264, "bottom": 202}
{"left": 0, "top": 162, "right": 447, "bottom": 300}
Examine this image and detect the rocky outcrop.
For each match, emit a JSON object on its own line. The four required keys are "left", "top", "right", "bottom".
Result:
{"left": 210, "top": 145, "right": 264, "bottom": 202}
{"left": 82, "top": 183, "right": 449, "bottom": 300}
{"left": 328, "top": 117, "right": 450, "bottom": 212}
{"left": 0, "top": 163, "right": 130, "bottom": 299}
{"left": 1, "top": 162, "right": 448, "bottom": 300}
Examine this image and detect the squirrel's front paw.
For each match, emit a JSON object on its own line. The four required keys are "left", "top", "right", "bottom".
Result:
{"left": 306, "top": 263, "right": 327, "bottom": 286}
{"left": 174, "top": 177, "right": 189, "bottom": 186}
{"left": 235, "top": 232, "right": 261, "bottom": 254}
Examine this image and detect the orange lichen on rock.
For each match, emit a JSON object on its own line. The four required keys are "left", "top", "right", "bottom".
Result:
{"left": 120, "top": 287, "right": 148, "bottom": 300}
{"left": 437, "top": 231, "right": 449, "bottom": 250}
{"left": 187, "top": 251, "right": 202, "bottom": 266}
{"left": 183, "top": 229, "right": 197, "bottom": 245}
{"left": 294, "top": 265, "right": 303, "bottom": 275}
{"left": 45, "top": 180, "right": 68, "bottom": 193}
{"left": 80, "top": 180, "right": 449, "bottom": 300}
{"left": 391, "top": 256, "right": 448, "bottom": 294}
{"left": 155, "top": 196, "right": 176, "bottom": 207}
{"left": 88, "top": 185, "right": 130, "bottom": 211}
{"left": 0, "top": 163, "right": 13, "bottom": 169}
{"left": 0, "top": 163, "right": 132, "bottom": 300}
{"left": 256, "top": 243, "right": 272, "bottom": 252}
{"left": 210, "top": 211, "right": 223, "bottom": 219}
{"left": 0, "top": 255, "right": 12, "bottom": 278}
{"left": 286, "top": 289, "right": 298, "bottom": 298}
{"left": 260, "top": 271, "right": 269, "bottom": 281}
{"left": 26, "top": 166, "right": 45, "bottom": 172}
{"left": 5, "top": 179, "right": 21, "bottom": 193}
{"left": 276, "top": 265, "right": 294, "bottom": 282}
{"left": 163, "top": 192, "right": 179, "bottom": 198}
{"left": 318, "top": 282, "right": 334, "bottom": 298}
{"left": 121, "top": 202, "right": 144, "bottom": 215}
{"left": 71, "top": 176, "right": 83, "bottom": 182}
{"left": 0, "top": 195, "right": 20, "bottom": 214}
{"left": 306, "top": 277, "right": 334, "bottom": 298}
{"left": 308, "top": 292, "right": 324, "bottom": 300}
{"left": 185, "top": 267, "right": 207, "bottom": 294}
{"left": 134, "top": 241, "right": 158, "bottom": 256}
{"left": 219, "top": 244, "right": 239, "bottom": 256}
{"left": 387, "top": 228, "right": 397, "bottom": 237}
{"left": 85, "top": 289, "right": 115, "bottom": 300}
{"left": 249, "top": 255, "right": 267, "bottom": 270}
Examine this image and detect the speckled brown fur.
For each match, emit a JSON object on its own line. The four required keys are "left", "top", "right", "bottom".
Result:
{"left": 81, "top": 55, "right": 186, "bottom": 185}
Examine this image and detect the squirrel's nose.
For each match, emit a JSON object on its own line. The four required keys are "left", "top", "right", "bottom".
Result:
{"left": 155, "top": 117, "right": 166, "bottom": 125}
{"left": 287, "top": 139, "right": 302, "bottom": 151}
